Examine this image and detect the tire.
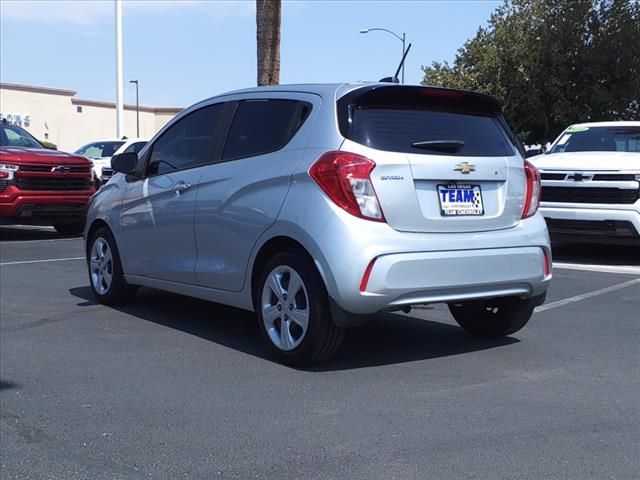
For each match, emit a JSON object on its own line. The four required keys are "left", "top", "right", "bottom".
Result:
{"left": 53, "top": 222, "right": 85, "bottom": 236}
{"left": 255, "top": 250, "right": 344, "bottom": 367}
{"left": 448, "top": 296, "right": 535, "bottom": 338}
{"left": 87, "top": 227, "right": 137, "bottom": 305}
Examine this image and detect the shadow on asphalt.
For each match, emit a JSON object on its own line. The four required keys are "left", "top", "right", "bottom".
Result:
{"left": 551, "top": 241, "right": 639, "bottom": 266}
{"left": 69, "top": 285, "right": 517, "bottom": 371}
{"left": 0, "top": 226, "right": 81, "bottom": 242}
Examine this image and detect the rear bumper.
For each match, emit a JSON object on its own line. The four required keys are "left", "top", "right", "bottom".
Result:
{"left": 0, "top": 186, "right": 94, "bottom": 224}
{"left": 313, "top": 207, "right": 552, "bottom": 315}
{"left": 540, "top": 204, "right": 640, "bottom": 241}
{"left": 361, "top": 247, "right": 550, "bottom": 310}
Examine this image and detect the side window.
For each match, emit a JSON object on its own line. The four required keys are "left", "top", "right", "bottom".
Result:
{"left": 146, "top": 104, "right": 225, "bottom": 176}
{"left": 222, "top": 99, "right": 311, "bottom": 161}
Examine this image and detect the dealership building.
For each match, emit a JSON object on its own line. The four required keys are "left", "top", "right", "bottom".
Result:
{"left": 0, "top": 82, "right": 182, "bottom": 152}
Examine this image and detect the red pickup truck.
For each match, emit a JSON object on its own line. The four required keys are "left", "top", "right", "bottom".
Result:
{"left": 0, "top": 122, "right": 97, "bottom": 235}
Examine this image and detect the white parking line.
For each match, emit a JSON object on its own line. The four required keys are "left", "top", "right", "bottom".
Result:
{"left": 553, "top": 262, "right": 640, "bottom": 275}
{"left": 536, "top": 277, "right": 640, "bottom": 313}
{"left": 0, "top": 256, "right": 85, "bottom": 266}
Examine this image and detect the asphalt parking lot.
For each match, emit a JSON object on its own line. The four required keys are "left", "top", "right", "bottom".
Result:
{"left": 1, "top": 226, "right": 638, "bottom": 480}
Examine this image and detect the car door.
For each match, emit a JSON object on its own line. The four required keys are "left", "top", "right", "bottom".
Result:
{"left": 119, "top": 103, "right": 229, "bottom": 284}
{"left": 194, "top": 94, "right": 319, "bottom": 292}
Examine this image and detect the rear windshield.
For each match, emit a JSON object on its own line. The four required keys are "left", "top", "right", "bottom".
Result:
{"left": 350, "top": 108, "right": 515, "bottom": 156}
{"left": 549, "top": 126, "right": 640, "bottom": 153}
{"left": 338, "top": 85, "right": 516, "bottom": 157}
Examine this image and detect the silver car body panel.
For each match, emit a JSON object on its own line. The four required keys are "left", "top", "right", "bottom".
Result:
{"left": 193, "top": 91, "right": 323, "bottom": 292}
{"left": 86, "top": 82, "right": 551, "bottom": 317}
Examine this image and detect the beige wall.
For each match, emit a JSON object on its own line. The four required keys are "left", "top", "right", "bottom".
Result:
{"left": 0, "top": 83, "right": 181, "bottom": 152}
{"left": 0, "top": 87, "right": 71, "bottom": 148}
{"left": 66, "top": 104, "right": 165, "bottom": 150}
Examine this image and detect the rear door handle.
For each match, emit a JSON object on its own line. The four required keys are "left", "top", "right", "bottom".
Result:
{"left": 173, "top": 181, "right": 191, "bottom": 196}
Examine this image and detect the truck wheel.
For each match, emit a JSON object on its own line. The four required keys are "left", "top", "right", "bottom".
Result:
{"left": 87, "top": 227, "right": 136, "bottom": 305}
{"left": 448, "top": 296, "right": 535, "bottom": 338}
{"left": 53, "top": 222, "right": 85, "bottom": 236}
{"left": 256, "top": 250, "right": 344, "bottom": 367}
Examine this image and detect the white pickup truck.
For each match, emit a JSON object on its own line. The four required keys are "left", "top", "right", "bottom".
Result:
{"left": 529, "top": 121, "right": 640, "bottom": 244}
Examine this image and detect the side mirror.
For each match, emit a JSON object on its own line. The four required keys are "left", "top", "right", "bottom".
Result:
{"left": 111, "top": 152, "right": 138, "bottom": 175}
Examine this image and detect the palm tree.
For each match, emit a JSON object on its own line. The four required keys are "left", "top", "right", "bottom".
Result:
{"left": 256, "top": 0, "right": 281, "bottom": 86}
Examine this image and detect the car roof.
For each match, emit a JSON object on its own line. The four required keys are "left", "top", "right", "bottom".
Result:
{"left": 568, "top": 121, "right": 640, "bottom": 128}
{"left": 188, "top": 83, "right": 369, "bottom": 108}
{"left": 216, "top": 82, "right": 365, "bottom": 97}
{"left": 189, "top": 82, "right": 502, "bottom": 111}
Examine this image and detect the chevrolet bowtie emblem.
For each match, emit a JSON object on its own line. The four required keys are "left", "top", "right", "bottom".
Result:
{"left": 454, "top": 162, "right": 475, "bottom": 174}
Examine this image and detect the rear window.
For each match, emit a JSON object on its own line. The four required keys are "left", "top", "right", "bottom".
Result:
{"left": 350, "top": 108, "right": 515, "bottom": 156}
{"left": 338, "top": 85, "right": 516, "bottom": 157}
{"left": 222, "top": 99, "right": 311, "bottom": 161}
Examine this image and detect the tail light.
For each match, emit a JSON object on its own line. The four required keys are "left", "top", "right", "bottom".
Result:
{"left": 309, "top": 151, "right": 385, "bottom": 222}
{"left": 522, "top": 160, "right": 541, "bottom": 219}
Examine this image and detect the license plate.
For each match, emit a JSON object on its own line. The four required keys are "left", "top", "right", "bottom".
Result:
{"left": 437, "top": 184, "right": 484, "bottom": 216}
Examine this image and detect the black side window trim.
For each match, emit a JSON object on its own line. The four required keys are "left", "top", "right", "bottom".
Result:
{"left": 141, "top": 102, "right": 234, "bottom": 178}
{"left": 216, "top": 99, "right": 313, "bottom": 164}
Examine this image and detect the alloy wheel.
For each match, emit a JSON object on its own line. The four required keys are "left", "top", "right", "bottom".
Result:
{"left": 261, "top": 265, "right": 310, "bottom": 351}
{"left": 90, "top": 237, "right": 113, "bottom": 295}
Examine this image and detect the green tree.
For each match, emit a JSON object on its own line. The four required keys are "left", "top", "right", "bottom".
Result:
{"left": 422, "top": 0, "right": 640, "bottom": 144}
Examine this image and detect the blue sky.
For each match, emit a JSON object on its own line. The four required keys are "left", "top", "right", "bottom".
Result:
{"left": 1, "top": 0, "right": 501, "bottom": 108}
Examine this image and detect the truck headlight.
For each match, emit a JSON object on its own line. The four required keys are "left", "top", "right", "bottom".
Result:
{"left": 0, "top": 163, "right": 19, "bottom": 181}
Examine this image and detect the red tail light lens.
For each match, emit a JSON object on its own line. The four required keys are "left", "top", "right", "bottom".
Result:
{"left": 522, "top": 160, "right": 541, "bottom": 219}
{"left": 309, "top": 151, "right": 385, "bottom": 222}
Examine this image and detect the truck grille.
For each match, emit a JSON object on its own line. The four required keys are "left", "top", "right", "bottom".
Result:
{"left": 100, "top": 167, "right": 114, "bottom": 180}
{"left": 545, "top": 219, "right": 639, "bottom": 238}
{"left": 541, "top": 187, "right": 638, "bottom": 204}
{"left": 15, "top": 177, "right": 92, "bottom": 191}
{"left": 541, "top": 173, "right": 638, "bottom": 181}
{"left": 540, "top": 173, "right": 566, "bottom": 181}
{"left": 19, "top": 165, "right": 91, "bottom": 174}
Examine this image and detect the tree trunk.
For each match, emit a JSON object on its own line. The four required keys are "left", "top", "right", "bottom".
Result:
{"left": 256, "top": 0, "right": 281, "bottom": 86}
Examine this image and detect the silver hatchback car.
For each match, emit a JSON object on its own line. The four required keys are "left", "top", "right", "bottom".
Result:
{"left": 85, "top": 83, "right": 551, "bottom": 365}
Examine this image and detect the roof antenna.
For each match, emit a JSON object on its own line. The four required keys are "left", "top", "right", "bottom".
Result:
{"left": 379, "top": 43, "right": 412, "bottom": 83}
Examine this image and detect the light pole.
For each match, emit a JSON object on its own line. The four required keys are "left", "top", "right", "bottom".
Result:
{"left": 360, "top": 27, "right": 406, "bottom": 84}
{"left": 129, "top": 80, "right": 139, "bottom": 137}
{"left": 115, "top": 0, "right": 124, "bottom": 137}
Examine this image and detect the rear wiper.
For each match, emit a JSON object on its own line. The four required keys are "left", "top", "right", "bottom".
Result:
{"left": 411, "top": 140, "right": 465, "bottom": 153}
